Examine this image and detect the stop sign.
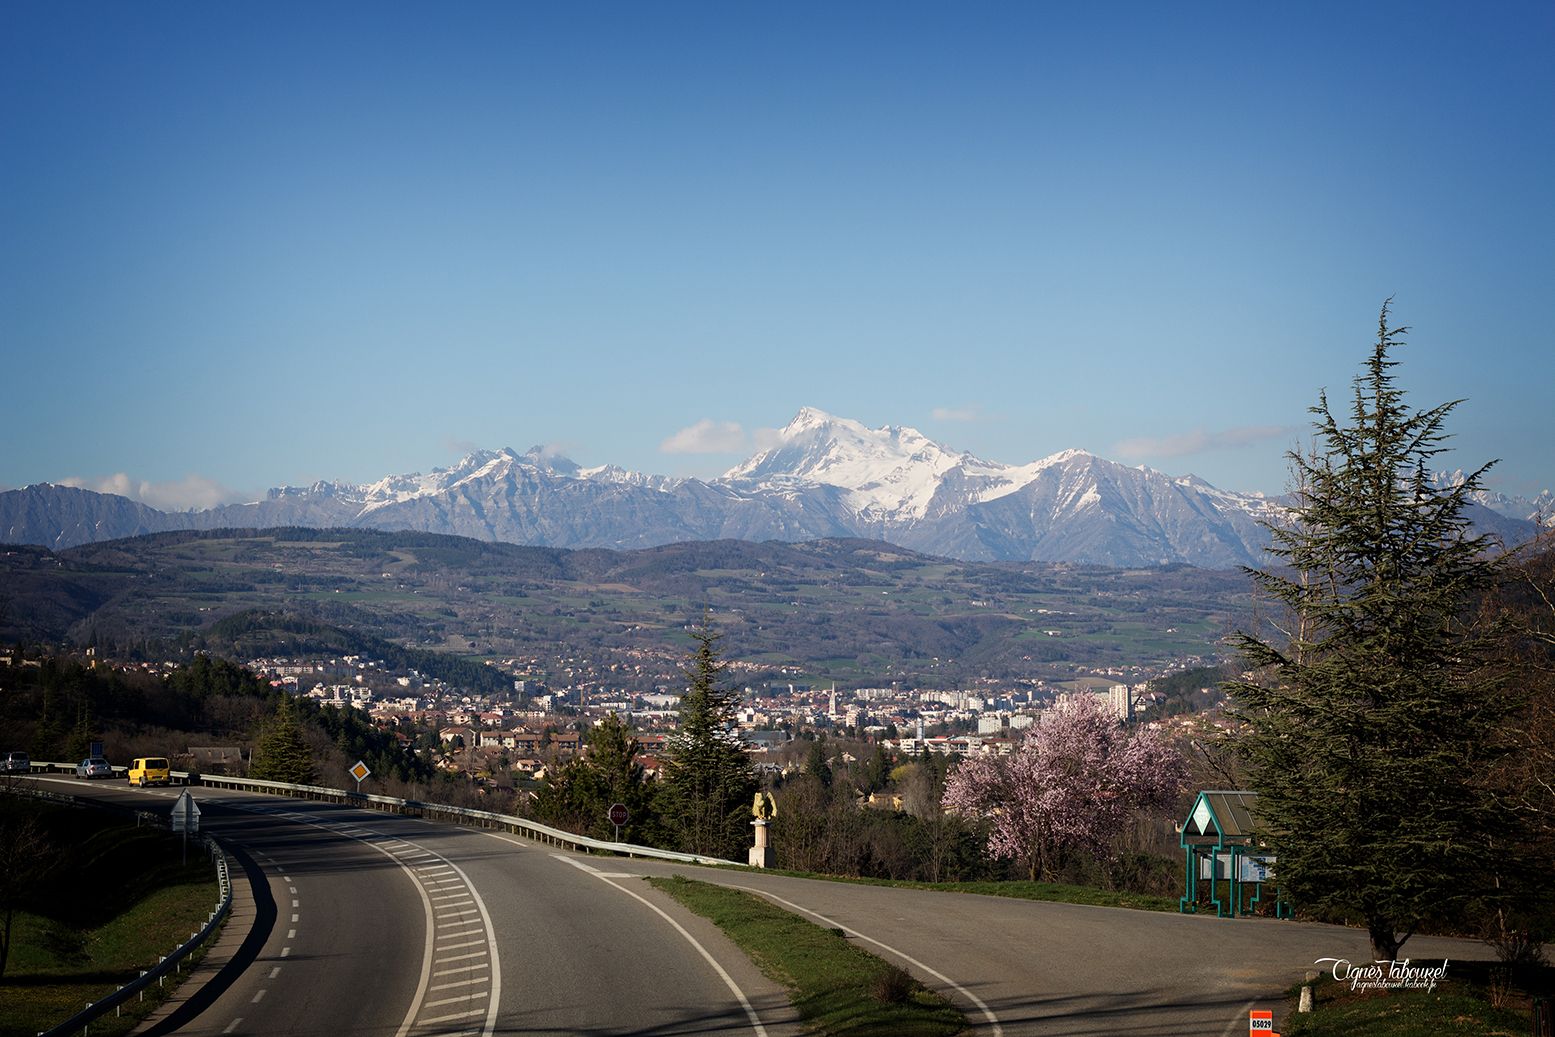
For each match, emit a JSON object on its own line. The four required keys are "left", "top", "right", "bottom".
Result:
{"left": 608, "top": 802, "right": 629, "bottom": 826}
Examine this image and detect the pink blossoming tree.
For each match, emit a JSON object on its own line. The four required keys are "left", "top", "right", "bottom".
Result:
{"left": 942, "top": 696, "right": 1185, "bottom": 881}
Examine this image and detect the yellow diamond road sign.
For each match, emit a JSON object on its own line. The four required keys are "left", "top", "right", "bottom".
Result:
{"left": 350, "top": 761, "right": 371, "bottom": 782}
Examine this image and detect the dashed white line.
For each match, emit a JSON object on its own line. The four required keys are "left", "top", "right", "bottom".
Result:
{"left": 250, "top": 989, "right": 267, "bottom": 1003}
{"left": 223, "top": 1017, "right": 243, "bottom": 1033}
{"left": 269, "top": 966, "right": 281, "bottom": 979}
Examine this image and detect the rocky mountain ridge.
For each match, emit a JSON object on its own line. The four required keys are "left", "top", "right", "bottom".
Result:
{"left": 4, "top": 409, "right": 1542, "bottom": 567}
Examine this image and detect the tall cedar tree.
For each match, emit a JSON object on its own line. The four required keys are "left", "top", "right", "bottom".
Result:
{"left": 658, "top": 617, "right": 758, "bottom": 860}
{"left": 1226, "top": 303, "right": 1514, "bottom": 960}
{"left": 250, "top": 695, "right": 317, "bottom": 785}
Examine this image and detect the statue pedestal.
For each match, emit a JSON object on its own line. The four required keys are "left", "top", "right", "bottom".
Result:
{"left": 749, "top": 819, "right": 773, "bottom": 868}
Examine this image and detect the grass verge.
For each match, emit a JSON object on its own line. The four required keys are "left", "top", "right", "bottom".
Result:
{"left": 666, "top": 861, "right": 1179, "bottom": 913}
{"left": 1282, "top": 974, "right": 1537, "bottom": 1036}
{"left": 649, "top": 875, "right": 965, "bottom": 1037}
{"left": 0, "top": 800, "right": 224, "bottom": 1037}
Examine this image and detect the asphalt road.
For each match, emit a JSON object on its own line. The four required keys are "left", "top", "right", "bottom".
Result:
{"left": 32, "top": 778, "right": 793, "bottom": 1037}
{"left": 32, "top": 776, "right": 1493, "bottom": 1037}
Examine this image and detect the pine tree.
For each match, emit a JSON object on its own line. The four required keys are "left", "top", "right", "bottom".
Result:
{"left": 657, "top": 616, "right": 758, "bottom": 860}
{"left": 534, "top": 713, "right": 657, "bottom": 843}
{"left": 1227, "top": 302, "right": 1514, "bottom": 960}
{"left": 250, "top": 695, "right": 316, "bottom": 785}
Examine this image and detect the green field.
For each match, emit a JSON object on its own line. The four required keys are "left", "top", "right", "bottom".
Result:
{"left": 2, "top": 529, "right": 1252, "bottom": 690}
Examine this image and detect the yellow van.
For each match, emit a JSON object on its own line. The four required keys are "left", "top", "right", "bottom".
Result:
{"left": 128, "top": 757, "right": 171, "bottom": 787}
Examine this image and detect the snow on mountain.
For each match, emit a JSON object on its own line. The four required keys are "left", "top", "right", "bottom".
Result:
{"left": 723, "top": 407, "right": 1035, "bottom": 520}
{"left": 1432, "top": 470, "right": 1555, "bottom": 527}
{"left": 356, "top": 448, "right": 522, "bottom": 511}
{"left": 4, "top": 408, "right": 1543, "bottom": 563}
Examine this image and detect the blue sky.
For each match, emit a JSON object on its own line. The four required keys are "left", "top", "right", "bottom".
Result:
{"left": 3, "top": 2, "right": 1552, "bottom": 509}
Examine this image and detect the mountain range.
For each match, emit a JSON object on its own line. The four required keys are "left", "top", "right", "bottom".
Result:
{"left": 3, "top": 409, "right": 1545, "bottom": 568}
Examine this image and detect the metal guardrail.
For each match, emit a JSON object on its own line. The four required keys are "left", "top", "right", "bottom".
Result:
{"left": 14, "top": 762, "right": 743, "bottom": 865}
{"left": 39, "top": 839, "right": 233, "bottom": 1037}
{"left": 192, "top": 772, "right": 745, "bottom": 867}
{"left": 13, "top": 761, "right": 189, "bottom": 784}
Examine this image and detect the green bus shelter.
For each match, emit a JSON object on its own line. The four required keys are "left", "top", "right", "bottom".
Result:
{"left": 1178, "top": 790, "right": 1289, "bottom": 918}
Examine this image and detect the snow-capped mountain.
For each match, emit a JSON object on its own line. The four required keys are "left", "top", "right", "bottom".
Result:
{"left": 2, "top": 409, "right": 1542, "bottom": 566}
{"left": 724, "top": 407, "right": 1023, "bottom": 521}
{"left": 1431, "top": 470, "right": 1555, "bottom": 527}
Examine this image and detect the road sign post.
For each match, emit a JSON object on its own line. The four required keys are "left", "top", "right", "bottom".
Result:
{"left": 171, "top": 791, "right": 200, "bottom": 864}
{"left": 608, "top": 802, "right": 628, "bottom": 841}
{"left": 350, "top": 760, "right": 371, "bottom": 793}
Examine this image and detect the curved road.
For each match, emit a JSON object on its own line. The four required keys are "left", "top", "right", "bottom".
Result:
{"left": 34, "top": 778, "right": 790, "bottom": 1037}
{"left": 35, "top": 776, "right": 1490, "bottom": 1037}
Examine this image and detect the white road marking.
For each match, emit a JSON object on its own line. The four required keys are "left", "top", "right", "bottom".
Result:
{"left": 186, "top": 788, "right": 501, "bottom": 1037}
{"left": 433, "top": 963, "right": 491, "bottom": 977}
{"left": 550, "top": 853, "right": 768, "bottom": 1037}
{"left": 222, "top": 1018, "right": 242, "bottom": 1033}
{"left": 731, "top": 883, "right": 1003, "bottom": 1037}
{"left": 288, "top": 929, "right": 296, "bottom": 938}
{"left": 269, "top": 966, "right": 281, "bottom": 979}
{"left": 1223, "top": 1000, "right": 1261, "bottom": 1037}
{"left": 436, "top": 951, "right": 488, "bottom": 963}
{"left": 250, "top": 989, "right": 266, "bottom": 1003}
{"left": 424, "top": 990, "right": 489, "bottom": 1008}
{"left": 420, "top": 1009, "right": 484, "bottom": 1025}
{"left": 430, "top": 977, "right": 489, "bottom": 991}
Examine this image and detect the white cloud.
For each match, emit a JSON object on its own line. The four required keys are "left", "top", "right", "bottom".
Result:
{"left": 931, "top": 406, "right": 980, "bottom": 422}
{"left": 58, "top": 472, "right": 246, "bottom": 512}
{"left": 659, "top": 419, "right": 750, "bottom": 455}
{"left": 1112, "top": 425, "right": 1296, "bottom": 461}
{"left": 751, "top": 426, "right": 785, "bottom": 451}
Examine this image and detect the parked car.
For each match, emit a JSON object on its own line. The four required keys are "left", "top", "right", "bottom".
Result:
{"left": 128, "top": 756, "right": 171, "bottom": 787}
{"left": 2, "top": 751, "right": 29, "bottom": 773}
{"left": 76, "top": 756, "right": 113, "bottom": 779}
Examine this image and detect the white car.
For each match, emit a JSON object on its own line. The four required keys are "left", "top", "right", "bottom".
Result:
{"left": 77, "top": 756, "right": 113, "bottom": 779}
{"left": 2, "top": 751, "right": 29, "bottom": 773}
